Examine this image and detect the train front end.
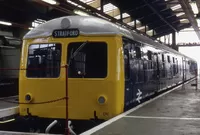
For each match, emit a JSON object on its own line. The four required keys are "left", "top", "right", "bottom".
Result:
{"left": 19, "top": 16, "right": 125, "bottom": 132}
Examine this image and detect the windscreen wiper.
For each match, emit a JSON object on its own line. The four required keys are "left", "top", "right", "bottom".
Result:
{"left": 68, "top": 41, "right": 88, "bottom": 66}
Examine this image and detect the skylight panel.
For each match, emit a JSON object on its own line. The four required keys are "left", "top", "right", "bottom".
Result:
{"left": 103, "top": 3, "right": 118, "bottom": 13}
{"left": 147, "top": 29, "right": 153, "bottom": 36}
{"left": 137, "top": 26, "right": 145, "bottom": 30}
{"left": 127, "top": 21, "right": 135, "bottom": 26}
{"left": 127, "top": 20, "right": 140, "bottom": 26}
{"left": 114, "top": 13, "right": 130, "bottom": 20}
{"left": 190, "top": 2, "right": 199, "bottom": 14}
{"left": 122, "top": 13, "right": 130, "bottom": 18}
{"left": 171, "top": 4, "right": 181, "bottom": 11}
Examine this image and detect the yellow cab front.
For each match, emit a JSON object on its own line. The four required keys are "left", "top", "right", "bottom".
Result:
{"left": 19, "top": 31, "right": 124, "bottom": 121}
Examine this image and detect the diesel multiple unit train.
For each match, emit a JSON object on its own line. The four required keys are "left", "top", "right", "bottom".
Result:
{"left": 18, "top": 16, "right": 197, "bottom": 133}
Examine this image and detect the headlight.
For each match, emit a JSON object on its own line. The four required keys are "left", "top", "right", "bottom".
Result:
{"left": 25, "top": 93, "right": 32, "bottom": 102}
{"left": 98, "top": 96, "right": 107, "bottom": 104}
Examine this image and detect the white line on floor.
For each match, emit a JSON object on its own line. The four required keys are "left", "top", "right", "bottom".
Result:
{"left": 0, "top": 95, "right": 18, "bottom": 100}
{"left": 124, "top": 115, "right": 200, "bottom": 121}
{"left": 0, "top": 106, "right": 19, "bottom": 118}
{"left": 80, "top": 78, "right": 195, "bottom": 135}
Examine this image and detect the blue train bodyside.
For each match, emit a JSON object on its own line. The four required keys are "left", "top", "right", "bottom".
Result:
{"left": 123, "top": 37, "right": 197, "bottom": 111}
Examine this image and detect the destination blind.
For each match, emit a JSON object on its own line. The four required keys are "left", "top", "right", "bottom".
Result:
{"left": 52, "top": 29, "right": 79, "bottom": 38}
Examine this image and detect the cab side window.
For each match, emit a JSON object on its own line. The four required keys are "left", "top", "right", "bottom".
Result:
{"left": 124, "top": 49, "right": 130, "bottom": 79}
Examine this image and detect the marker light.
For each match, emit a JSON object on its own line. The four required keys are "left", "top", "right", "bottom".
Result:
{"left": 0, "top": 21, "right": 12, "bottom": 26}
{"left": 42, "top": 0, "right": 57, "bottom": 5}
{"left": 98, "top": 96, "right": 106, "bottom": 104}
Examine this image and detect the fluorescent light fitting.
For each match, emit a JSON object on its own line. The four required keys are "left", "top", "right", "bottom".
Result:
{"left": 180, "top": 19, "right": 187, "bottom": 22}
{"left": 74, "top": 10, "right": 89, "bottom": 16}
{"left": 67, "top": 0, "right": 78, "bottom": 6}
{"left": 67, "top": 0, "right": 84, "bottom": 8}
{"left": 176, "top": 12, "right": 185, "bottom": 17}
{"left": 42, "top": 0, "right": 57, "bottom": 5}
{"left": 180, "top": 19, "right": 189, "bottom": 23}
{"left": 171, "top": 4, "right": 181, "bottom": 11}
{"left": 0, "top": 21, "right": 12, "bottom": 26}
{"left": 80, "top": 0, "right": 94, "bottom": 4}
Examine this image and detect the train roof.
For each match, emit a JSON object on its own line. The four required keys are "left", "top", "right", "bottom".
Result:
{"left": 24, "top": 16, "right": 195, "bottom": 61}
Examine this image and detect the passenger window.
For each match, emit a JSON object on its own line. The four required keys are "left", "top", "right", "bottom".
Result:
{"left": 173, "top": 57, "right": 175, "bottom": 63}
{"left": 147, "top": 51, "right": 152, "bottom": 60}
{"left": 135, "top": 46, "right": 141, "bottom": 59}
{"left": 162, "top": 54, "right": 165, "bottom": 62}
{"left": 167, "top": 56, "right": 170, "bottom": 63}
{"left": 67, "top": 42, "right": 107, "bottom": 78}
{"left": 176, "top": 58, "right": 179, "bottom": 74}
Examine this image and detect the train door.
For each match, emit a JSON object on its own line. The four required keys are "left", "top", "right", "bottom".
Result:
{"left": 135, "top": 45, "right": 144, "bottom": 100}
{"left": 123, "top": 38, "right": 144, "bottom": 111}
{"left": 123, "top": 39, "right": 133, "bottom": 111}
{"left": 154, "top": 53, "right": 160, "bottom": 91}
{"left": 182, "top": 57, "right": 186, "bottom": 81}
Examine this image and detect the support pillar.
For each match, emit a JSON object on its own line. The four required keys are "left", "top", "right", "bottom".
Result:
{"left": 100, "top": 0, "right": 104, "bottom": 12}
{"left": 120, "top": 10, "right": 123, "bottom": 24}
{"left": 134, "top": 19, "right": 137, "bottom": 29}
{"left": 172, "top": 32, "right": 178, "bottom": 51}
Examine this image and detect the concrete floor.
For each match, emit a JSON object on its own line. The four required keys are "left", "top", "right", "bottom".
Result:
{"left": 91, "top": 79, "right": 200, "bottom": 135}
{"left": 0, "top": 96, "right": 18, "bottom": 109}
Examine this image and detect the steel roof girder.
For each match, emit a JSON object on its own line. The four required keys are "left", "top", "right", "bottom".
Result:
{"left": 178, "top": 0, "right": 200, "bottom": 40}
{"left": 143, "top": 0, "right": 178, "bottom": 32}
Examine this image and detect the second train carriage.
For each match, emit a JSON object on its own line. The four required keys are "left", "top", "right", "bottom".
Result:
{"left": 19, "top": 16, "right": 197, "bottom": 133}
